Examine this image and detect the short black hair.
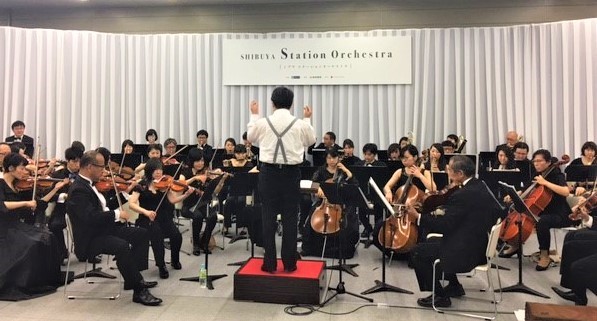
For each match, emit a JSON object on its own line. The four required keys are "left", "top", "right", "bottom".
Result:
{"left": 400, "top": 144, "right": 419, "bottom": 158}
{"left": 242, "top": 131, "right": 248, "bottom": 140}
{"left": 225, "top": 138, "right": 236, "bottom": 147}
{"left": 326, "top": 149, "right": 340, "bottom": 158}
{"left": 387, "top": 143, "right": 400, "bottom": 155}
{"left": 447, "top": 134, "right": 459, "bottom": 145}
{"left": 11, "top": 120, "right": 25, "bottom": 129}
{"left": 145, "top": 129, "right": 158, "bottom": 141}
{"left": 65, "top": 147, "right": 83, "bottom": 161}
{"left": 581, "top": 141, "right": 597, "bottom": 156}
{"left": 81, "top": 150, "right": 101, "bottom": 168}
{"left": 362, "top": 143, "right": 378, "bottom": 155}
{"left": 196, "top": 130, "right": 209, "bottom": 138}
{"left": 532, "top": 149, "right": 552, "bottom": 163}
{"left": 271, "top": 86, "right": 294, "bottom": 109}
{"left": 95, "top": 147, "right": 111, "bottom": 164}
{"left": 186, "top": 147, "right": 205, "bottom": 166}
{"left": 342, "top": 139, "right": 354, "bottom": 149}
{"left": 146, "top": 143, "right": 162, "bottom": 156}
{"left": 121, "top": 139, "right": 134, "bottom": 153}
{"left": 513, "top": 142, "right": 529, "bottom": 152}
{"left": 441, "top": 140, "right": 456, "bottom": 149}
{"left": 399, "top": 137, "right": 409, "bottom": 145}
{"left": 71, "top": 141, "right": 85, "bottom": 153}
{"left": 234, "top": 144, "right": 247, "bottom": 153}
{"left": 325, "top": 132, "right": 336, "bottom": 142}
{"left": 449, "top": 155, "right": 475, "bottom": 177}
{"left": 3, "top": 152, "right": 28, "bottom": 172}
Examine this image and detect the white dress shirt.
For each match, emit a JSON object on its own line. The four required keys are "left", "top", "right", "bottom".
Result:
{"left": 247, "top": 108, "right": 316, "bottom": 165}
{"left": 79, "top": 174, "right": 121, "bottom": 222}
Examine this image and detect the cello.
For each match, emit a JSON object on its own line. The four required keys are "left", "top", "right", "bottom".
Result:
{"left": 378, "top": 166, "right": 423, "bottom": 253}
{"left": 500, "top": 155, "right": 570, "bottom": 245}
{"left": 310, "top": 168, "right": 343, "bottom": 235}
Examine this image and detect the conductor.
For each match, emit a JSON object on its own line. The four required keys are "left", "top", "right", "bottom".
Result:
{"left": 247, "top": 86, "right": 316, "bottom": 273}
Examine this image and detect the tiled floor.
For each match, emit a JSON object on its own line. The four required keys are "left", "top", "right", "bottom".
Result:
{"left": 0, "top": 223, "right": 592, "bottom": 321}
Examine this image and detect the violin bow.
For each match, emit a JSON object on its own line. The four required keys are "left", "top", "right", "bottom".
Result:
{"left": 208, "top": 146, "right": 219, "bottom": 170}
{"left": 107, "top": 156, "right": 125, "bottom": 213}
{"left": 163, "top": 144, "right": 189, "bottom": 164}
{"left": 154, "top": 161, "right": 186, "bottom": 214}
{"left": 32, "top": 141, "right": 42, "bottom": 199}
{"left": 118, "top": 152, "right": 126, "bottom": 176}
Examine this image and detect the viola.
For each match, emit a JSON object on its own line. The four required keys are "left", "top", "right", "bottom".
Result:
{"left": 421, "top": 183, "right": 461, "bottom": 213}
{"left": 15, "top": 176, "right": 66, "bottom": 192}
{"left": 570, "top": 191, "right": 597, "bottom": 220}
{"left": 500, "top": 155, "right": 570, "bottom": 245}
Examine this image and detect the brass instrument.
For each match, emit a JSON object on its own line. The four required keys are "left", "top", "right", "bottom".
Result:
{"left": 518, "top": 135, "right": 525, "bottom": 142}
{"left": 407, "top": 131, "right": 415, "bottom": 145}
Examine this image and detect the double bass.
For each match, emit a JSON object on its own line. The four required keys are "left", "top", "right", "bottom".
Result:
{"left": 500, "top": 155, "right": 570, "bottom": 245}
{"left": 378, "top": 167, "right": 423, "bottom": 253}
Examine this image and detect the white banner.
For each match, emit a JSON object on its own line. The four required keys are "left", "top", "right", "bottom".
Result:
{"left": 223, "top": 36, "right": 411, "bottom": 85}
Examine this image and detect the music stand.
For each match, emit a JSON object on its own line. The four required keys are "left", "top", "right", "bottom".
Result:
{"left": 431, "top": 172, "right": 449, "bottom": 191}
{"left": 312, "top": 149, "right": 327, "bottom": 167}
{"left": 496, "top": 181, "right": 549, "bottom": 298}
{"left": 515, "top": 160, "right": 534, "bottom": 183}
{"left": 480, "top": 170, "right": 525, "bottom": 200}
{"left": 361, "top": 177, "right": 413, "bottom": 295}
{"left": 180, "top": 176, "right": 227, "bottom": 290}
{"left": 478, "top": 151, "right": 496, "bottom": 173}
{"left": 386, "top": 160, "right": 404, "bottom": 174}
{"left": 377, "top": 150, "right": 389, "bottom": 161}
{"left": 565, "top": 165, "right": 597, "bottom": 184}
{"left": 132, "top": 144, "right": 150, "bottom": 160}
{"left": 226, "top": 172, "right": 258, "bottom": 245}
{"left": 319, "top": 182, "right": 373, "bottom": 306}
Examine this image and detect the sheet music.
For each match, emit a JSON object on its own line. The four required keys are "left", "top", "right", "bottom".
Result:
{"left": 368, "top": 177, "right": 394, "bottom": 216}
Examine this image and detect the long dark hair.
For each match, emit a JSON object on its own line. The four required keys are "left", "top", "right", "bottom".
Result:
{"left": 144, "top": 158, "right": 163, "bottom": 184}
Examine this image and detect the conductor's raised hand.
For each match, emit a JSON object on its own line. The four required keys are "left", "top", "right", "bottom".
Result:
{"left": 250, "top": 100, "right": 259, "bottom": 115}
{"left": 303, "top": 105, "right": 312, "bottom": 118}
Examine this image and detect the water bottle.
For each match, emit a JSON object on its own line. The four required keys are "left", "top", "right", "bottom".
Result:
{"left": 199, "top": 264, "right": 207, "bottom": 288}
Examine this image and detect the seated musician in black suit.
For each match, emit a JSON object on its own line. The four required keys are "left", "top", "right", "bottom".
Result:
{"left": 307, "top": 131, "right": 342, "bottom": 154}
{"left": 341, "top": 139, "right": 360, "bottom": 166}
{"left": 66, "top": 151, "right": 161, "bottom": 306}
{"left": 405, "top": 156, "right": 502, "bottom": 308}
{"left": 4, "top": 120, "right": 34, "bottom": 157}
{"left": 355, "top": 143, "right": 386, "bottom": 237}
{"left": 552, "top": 194, "right": 597, "bottom": 306}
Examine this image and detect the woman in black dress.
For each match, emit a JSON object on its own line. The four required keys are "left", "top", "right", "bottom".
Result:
{"left": 0, "top": 153, "right": 66, "bottom": 300}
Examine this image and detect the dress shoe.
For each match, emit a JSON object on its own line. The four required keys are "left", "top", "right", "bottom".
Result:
{"left": 553, "top": 287, "right": 588, "bottom": 305}
{"left": 132, "top": 288, "right": 162, "bottom": 306}
{"left": 443, "top": 283, "right": 465, "bottom": 298}
{"left": 124, "top": 280, "right": 158, "bottom": 290}
{"left": 284, "top": 266, "right": 297, "bottom": 273}
{"left": 417, "top": 294, "right": 452, "bottom": 308}
{"left": 261, "top": 265, "right": 276, "bottom": 273}
{"left": 498, "top": 246, "right": 518, "bottom": 258}
{"left": 203, "top": 248, "right": 212, "bottom": 255}
{"left": 158, "top": 265, "right": 169, "bottom": 279}
{"left": 171, "top": 261, "right": 182, "bottom": 270}
{"left": 192, "top": 246, "right": 201, "bottom": 256}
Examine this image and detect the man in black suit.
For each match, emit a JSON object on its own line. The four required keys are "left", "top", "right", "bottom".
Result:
{"left": 196, "top": 129, "right": 213, "bottom": 161}
{"left": 552, "top": 197, "right": 597, "bottom": 306}
{"left": 307, "top": 131, "right": 342, "bottom": 154}
{"left": 5, "top": 120, "right": 34, "bottom": 157}
{"left": 406, "top": 155, "right": 502, "bottom": 308}
{"left": 66, "top": 151, "right": 161, "bottom": 306}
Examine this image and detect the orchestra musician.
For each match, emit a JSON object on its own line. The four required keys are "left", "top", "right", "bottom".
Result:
{"left": 300, "top": 149, "right": 359, "bottom": 257}
{"left": 308, "top": 131, "right": 341, "bottom": 154}
{"left": 341, "top": 139, "right": 360, "bottom": 166}
{"left": 422, "top": 143, "right": 447, "bottom": 172}
{"left": 48, "top": 147, "right": 84, "bottom": 262}
{"left": 222, "top": 144, "right": 255, "bottom": 234}
{"left": 246, "top": 86, "right": 316, "bottom": 273}
{"left": 552, "top": 194, "right": 597, "bottom": 306}
{"left": 569, "top": 141, "right": 597, "bottom": 166}
{"left": 0, "top": 143, "right": 11, "bottom": 171}
{"left": 383, "top": 145, "right": 436, "bottom": 203}
{"left": 499, "top": 149, "right": 571, "bottom": 271}
{"left": 405, "top": 155, "right": 502, "bottom": 308}
{"left": 493, "top": 145, "right": 518, "bottom": 170}
{"left": 388, "top": 143, "right": 401, "bottom": 161}
{"left": 196, "top": 129, "right": 213, "bottom": 161}
{"left": 495, "top": 130, "right": 519, "bottom": 152}
{"left": 127, "top": 158, "right": 195, "bottom": 279}
{"left": 441, "top": 140, "right": 456, "bottom": 154}
{"left": 242, "top": 131, "right": 260, "bottom": 162}
{"left": 399, "top": 136, "right": 409, "bottom": 149}
{"left": 121, "top": 139, "right": 135, "bottom": 154}
{"left": 224, "top": 138, "right": 236, "bottom": 157}
{"left": 66, "top": 151, "right": 161, "bottom": 306}
{"left": 145, "top": 129, "right": 158, "bottom": 144}
{"left": 0, "top": 152, "right": 66, "bottom": 301}
{"left": 163, "top": 138, "right": 182, "bottom": 165}
{"left": 5, "top": 120, "right": 34, "bottom": 157}
{"left": 356, "top": 143, "right": 386, "bottom": 237}
{"left": 179, "top": 148, "right": 219, "bottom": 256}
{"left": 446, "top": 134, "right": 459, "bottom": 149}
{"left": 134, "top": 143, "right": 163, "bottom": 175}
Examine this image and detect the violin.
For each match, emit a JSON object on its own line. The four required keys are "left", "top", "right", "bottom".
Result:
{"left": 500, "top": 154, "right": 570, "bottom": 245}
{"left": 95, "top": 176, "right": 133, "bottom": 193}
{"left": 152, "top": 175, "right": 193, "bottom": 193}
{"left": 421, "top": 183, "right": 461, "bottom": 213}
{"left": 570, "top": 192, "right": 597, "bottom": 220}
{"left": 15, "top": 176, "right": 66, "bottom": 192}
{"left": 161, "top": 156, "right": 180, "bottom": 165}
{"left": 108, "top": 161, "right": 135, "bottom": 180}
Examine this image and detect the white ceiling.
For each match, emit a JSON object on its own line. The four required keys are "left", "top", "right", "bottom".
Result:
{"left": 0, "top": 0, "right": 349, "bottom": 9}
